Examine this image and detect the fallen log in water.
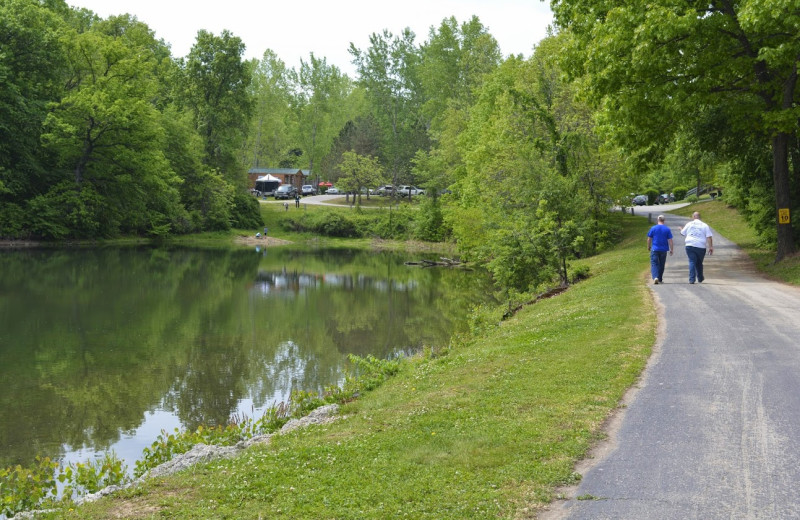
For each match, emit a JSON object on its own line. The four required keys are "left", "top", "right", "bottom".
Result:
{"left": 404, "top": 257, "right": 465, "bottom": 267}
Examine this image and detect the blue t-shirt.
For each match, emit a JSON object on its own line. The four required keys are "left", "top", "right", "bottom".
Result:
{"left": 647, "top": 224, "right": 673, "bottom": 252}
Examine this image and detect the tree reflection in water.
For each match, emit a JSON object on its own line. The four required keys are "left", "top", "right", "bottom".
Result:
{"left": 0, "top": 246, "right": 494, "bottom": 471}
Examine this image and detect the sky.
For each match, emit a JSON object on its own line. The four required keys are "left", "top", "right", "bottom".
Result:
{"left": 67, "top": 0, "right": 554, "bottom": 76}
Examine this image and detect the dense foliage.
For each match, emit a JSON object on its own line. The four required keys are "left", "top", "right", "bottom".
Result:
{"left": 0, "top": 0, "right": 257, "bottom": 239}
{"left": 552, "top": 0, "right": 800, "bottom": 260}
{"left": 2, "top": 1, "right": 624, "bottom": 294}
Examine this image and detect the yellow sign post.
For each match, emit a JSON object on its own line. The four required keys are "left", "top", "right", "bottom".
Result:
{"left": 779, "top": 208, "right": 791, "bottom": 224}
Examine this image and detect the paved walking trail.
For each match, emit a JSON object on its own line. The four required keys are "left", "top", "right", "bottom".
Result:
{"left": 544, "top": 210, "right": 800, "bottom": 519}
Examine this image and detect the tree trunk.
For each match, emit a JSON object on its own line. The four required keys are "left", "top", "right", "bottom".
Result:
{"left": 772, "top": 131, "right": 795, "bottom": 261}
{"left": 771, "top": 67, "right": 798, "bottom": 262}
{"left": 791, "top": 132, "right": 800, "bottom": 206}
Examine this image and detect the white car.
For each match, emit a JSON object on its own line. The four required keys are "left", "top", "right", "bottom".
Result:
{"left": 326, "top": 187, "right": 340, "bottom": 195}
{"left": 397, "top": 185, "right": 425, "bottom": 197}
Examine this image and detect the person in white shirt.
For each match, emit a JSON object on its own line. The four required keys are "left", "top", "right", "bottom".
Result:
{"left": 680, "top": 212, "right": 714, "bottom": 284}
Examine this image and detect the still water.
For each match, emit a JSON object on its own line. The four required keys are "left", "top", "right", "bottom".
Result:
{"left": 0, "top": 245, "right": 494, "bottom": 472}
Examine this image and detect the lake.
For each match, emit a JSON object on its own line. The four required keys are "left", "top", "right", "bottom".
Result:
{"left": 0, "top": 245, "right": 494, "bottom": 473}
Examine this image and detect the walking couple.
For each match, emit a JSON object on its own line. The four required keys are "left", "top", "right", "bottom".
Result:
{"left": 647, "top": 212, "right": 714, "bottom": 284}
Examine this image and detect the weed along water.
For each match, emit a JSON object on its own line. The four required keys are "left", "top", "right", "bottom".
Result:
{"left": 0, "top": 246, "right": 494, "bottom": 479}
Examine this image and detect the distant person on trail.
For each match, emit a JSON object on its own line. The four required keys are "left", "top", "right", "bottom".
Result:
{"left": 680, "top": 211, "right": 714, "bottom": 284}
{"left": 647, "top": 214, "right": 674, "bottom": 284}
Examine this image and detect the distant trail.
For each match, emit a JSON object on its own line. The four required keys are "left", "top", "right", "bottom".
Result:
{"left": 543, "top": 212, "right": 800, "bottom": 519}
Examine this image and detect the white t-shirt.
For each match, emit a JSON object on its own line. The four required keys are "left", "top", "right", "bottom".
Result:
{"left": 681, "top": 219, "right": 712, "bottom": 248}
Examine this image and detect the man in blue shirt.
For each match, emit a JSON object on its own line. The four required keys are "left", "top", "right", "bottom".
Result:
{"left": 647, "top": 215, "right": 674, "bottom": 284}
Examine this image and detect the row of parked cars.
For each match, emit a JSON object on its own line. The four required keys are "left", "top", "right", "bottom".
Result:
{"left": 322, "top": 185, "right": 427, "bottom": 197}
{"left": 631, "top": 193, "right": 675, "bottom": 205}
{"left": 270, "top": 184, "right": 432, "bottom": 198}
{"left": 376, "top": 185, "right": 425, "bottom": 197}
{"left": 270, "top": 184, "right": 319, "bottom": 199}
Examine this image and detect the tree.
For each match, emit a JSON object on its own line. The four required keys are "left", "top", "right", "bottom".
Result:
{"left": 336, "top": 151, "right": 384, "bottom": 205}
{"left": 0, "top": 0, "right": 67, "bottom": 215}
{"left": 319, "top": 115, "right": 381, "bottom": 184}
{"left": 418, "top": 16, "right": 501, "bottom": 133}
{"left": 350, "top": 29, "right": 428, "bottom": 187}
{"left": 40, "top": 21, "right": 182, "bottom": 237}
{"left": 243, "top": 50, "right": 296, "bottom": 169}
{"left": 412, "top": 16, "right": 502, "bottom": 197}
{"left": 552, "top": 0, "right": 800, "bottom": 260}
{"left": 181, "top": 29, "right": 252, "bottom": 185}
{"left": 446, "top": 36, "right": 618, "bottom": 294}
{"left": 291, "top": 54, "right": 353, "bottom": 179}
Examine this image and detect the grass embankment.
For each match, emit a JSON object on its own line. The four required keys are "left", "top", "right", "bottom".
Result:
{"left": 671, "top": 200, "right": 800, "bottom": 284}
{"left": 49, "top": 215, "right": 656, "bottom": 519}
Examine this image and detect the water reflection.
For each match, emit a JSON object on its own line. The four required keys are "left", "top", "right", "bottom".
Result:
{"left": 0, "top": 246, "right": 494, "bottom": 472}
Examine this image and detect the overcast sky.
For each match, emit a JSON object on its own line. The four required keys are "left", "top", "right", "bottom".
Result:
{"left": 67, "top": 1, "right": 554, "bottom": 76}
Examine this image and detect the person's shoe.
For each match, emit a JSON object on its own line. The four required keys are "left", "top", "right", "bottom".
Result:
{"left": 658, "top": 279, "right": 663, "bottom": 284}
{"left": 689, "top": 281, "right": 695, "bottom": 284}
{"left": 653, "top": 278, "right": 659, "bottom": 284}
{"left": 698, "top": 276, "right": 704, "bottom": 283}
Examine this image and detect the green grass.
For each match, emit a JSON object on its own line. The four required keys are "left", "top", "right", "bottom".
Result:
{"left": 46, "top": 215, "right": 656, "bottom": 519}
{"left": 671, "top": 200, "right": 800, "bottom": 284}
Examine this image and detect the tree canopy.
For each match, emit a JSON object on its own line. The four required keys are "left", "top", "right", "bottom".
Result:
{"left": 7, "top": 0, "right": 796, "bottom": 292}
{"left": 552, "top": 0, "right": 800, "bottom": 259}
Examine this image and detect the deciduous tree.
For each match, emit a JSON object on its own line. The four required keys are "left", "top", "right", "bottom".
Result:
{"left": 182, "top": 29, "right": 252, "bottom": 185}
{"left": 41, "top": 20, "right": 181, "bottom": 237}
{"left": 553, "top": 0, "right": 800, "bottom": 259}
{"left": 350, "top": 29, "right": 428, "bottom": 186}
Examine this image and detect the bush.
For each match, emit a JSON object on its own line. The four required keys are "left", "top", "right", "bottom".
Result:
{"left": 59, "top": 452, "right": 129, "bottom": 500}
{"left": 280, "top": 206, "right": 418, "bottom": 240}
{"left": 645, "top": 189, "right": 659, "bottom": 205}
{"left": 673, "top": 186, "right": 688, "bottom": 200}
{"left": 0, "top": 456, "right": 59, "bottom": 517}
{"left": 230, "top": 192, "right": 263, "bottom": 229}
{"left": 413, "top": 197, "right": 450, "bottom": 241}
{"left": 0, "top": 202, "right": 26, "bottom": 239}
{"left": 372, "top": 206, "right": 414, "bottom": 239}
{"left": 318, "top": 212, "right": 358, "bottom": 237}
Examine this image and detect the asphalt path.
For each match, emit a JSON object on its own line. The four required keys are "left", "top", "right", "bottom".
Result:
{"left": 260, "top": 193, "right": 380, "bottom": 208}
{"left": 543, "top": 209, "right": 800, "bottom": 519}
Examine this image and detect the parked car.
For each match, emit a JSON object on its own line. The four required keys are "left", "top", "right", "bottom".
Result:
{"left": 397, "top": 185, "right": 425, "bottom": 197}
{"left": 301, "top": 185, "right": 316, "bottom": 196}
{"left": 326, "top": 187, "right": 340, "bottom": 195}
{"left": 376, "top": 185, "right": 395, "bottom": 196}
{"left": 274, "top": 184, "right": 298, "bottom": 199}
{"left": 632, "top": 194, "right": 648, "bottom": 205}
{"left": 656, "top": 193, "right": 674, "bottom": 204}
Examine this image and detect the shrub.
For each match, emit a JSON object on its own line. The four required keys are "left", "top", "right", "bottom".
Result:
{"left": 318, "top": 212, "right": 358, "bottom": 237}
{"left": 673, "top": 186, "right": 688, "bottom": 200}
{"left": 0, "top": 202, "right": 26, "bottom": 239}
{"left": 231, "top": 192, "right": 263, "bottom": 229}
{"left": 645, "top": 189, "right": 659, "bottom": 205}
{"left": 413, "top": 197, "right": 449, "bottom": 241}
{"left": 371, "top": 206, "right": 414, "bottom": 239}
{"left": 59, "top": 452, "right": 129, "bottom": 500}
{"left": 0, "top": 456, "right": 59, "bottom": 517}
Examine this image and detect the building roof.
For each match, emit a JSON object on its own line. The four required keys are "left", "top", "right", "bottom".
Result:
{"left": 248, "top": 168, "right": 311, "bottom": 176}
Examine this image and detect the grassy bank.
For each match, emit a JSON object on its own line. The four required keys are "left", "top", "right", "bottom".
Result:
{"left": 671, "top": 201, "right": 800, "bottom": 284}
{"left": 46, "top": 214, "right": 656, "bottom": 519}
